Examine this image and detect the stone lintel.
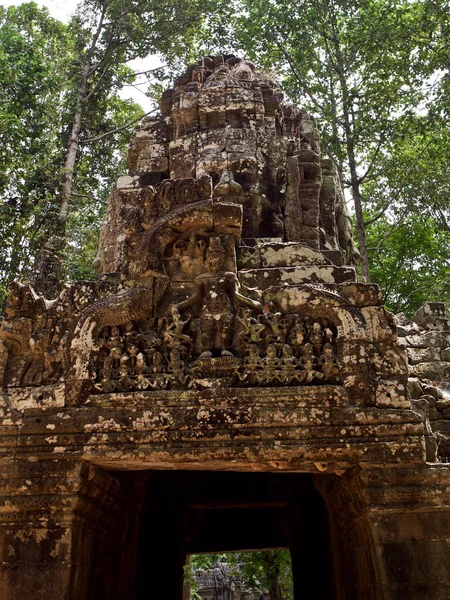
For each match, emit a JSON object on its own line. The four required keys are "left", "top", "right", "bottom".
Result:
{"left": 0, "top": 386, "right": 425, "bottom": 471}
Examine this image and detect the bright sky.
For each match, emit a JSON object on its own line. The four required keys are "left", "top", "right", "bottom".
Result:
{"left": 2, "top": 0, "right": 158, "bottom": 111}
{"left": 3, "top": 0, "right": 76, "bottom": 22}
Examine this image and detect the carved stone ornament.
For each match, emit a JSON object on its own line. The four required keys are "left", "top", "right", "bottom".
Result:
{"left": 0, "top": 55, "right": 408, "bottom": 409}
{"left": 1, "top": 55, "right": 450, "bottom": 600}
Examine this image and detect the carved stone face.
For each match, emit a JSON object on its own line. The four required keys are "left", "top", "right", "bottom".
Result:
{"left": 206, "top": 251, "right": 225, "bottom": 274}
{"left": 266, "top": 345, "right": 277, "bottom": 358}
{"left": 283, "top": 345, "right": 293, "bottom": 357}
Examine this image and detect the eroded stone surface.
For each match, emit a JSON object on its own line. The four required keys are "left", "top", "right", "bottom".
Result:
{"left": 0, "top": 56, "right": 435, "bottom": 485}
{"left": 0, "top": 55, "right": 449, "bottom": 600}
{"left": 396, "top": 302, "right": 450, "bottom": 462}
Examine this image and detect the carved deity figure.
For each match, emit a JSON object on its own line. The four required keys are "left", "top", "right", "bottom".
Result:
{"left": 310, "top": 322, "right": 325, "bottom": 354}
{"left": 175, "top": 236, "right": 261, "bottom": 358}
{"left": 325, "top": 327, "right": 334, "bottom": 345}
{"left": 243, "top": 344, "right": 261, "bottom": 369}
{"left": 280, "top": 344, "right": 298, "bottom": 384}
{"left": 263, "top": 344, "right": 280, "bottom": 371}
{"left": 281, "top": 344, "right": 297, "bottom": 370}
{"left": 151, "top": 349, "right": 166, "bottom": 373}
{"left": 289, "top": 316, "right": 307, "bottom": 347}
{"left": 168, "top": 348, "right": 188, "bottom": 385}
{"left": 298, "top": 343, "right": 323, "bottom": 383}
{"left": 319, "top": 343, "right": 339, "bottom": 381}
{"left": 102, "top": 346, "right": 122, "bottom": 379}
{"left": 107, "top": 327, "right": 123, "bottom": 352}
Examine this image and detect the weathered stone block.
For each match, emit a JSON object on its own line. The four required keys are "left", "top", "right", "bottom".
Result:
{"left": 413, "top": 302, "right": 448, "bottom": 329}
{"left": 408, "top": 377, "right": 423, "bottom": 399}
{"left": 413, "top": 361, "right": 450, "bottom": 383}
{"left": 407, "top": 347, "right": 441, "bottom": 365}
{"left": 237, "top": 246, "right": 261, "bottom": 269}
{"left": 238, "top": 265, "right": 355, "bottom": 289}
{"left": 260, "top": 243, "right": 330, "bottom": 268}
{"left": 406, "top": 331, "right": 450, "bottom": 349}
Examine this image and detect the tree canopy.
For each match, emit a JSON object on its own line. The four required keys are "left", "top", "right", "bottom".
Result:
{"left": 215, "top": 0, "right": 449, "bottom": 311}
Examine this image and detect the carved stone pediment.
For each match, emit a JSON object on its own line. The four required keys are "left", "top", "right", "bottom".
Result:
{"left": 0, "top": 55, "right": 408, "bottom": 416}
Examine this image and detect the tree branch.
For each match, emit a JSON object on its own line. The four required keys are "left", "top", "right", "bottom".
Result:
{"left": 364, "top": 136, "right": 434, "bottom": 227}
{"left": 84, "top": 58, "right": 115, "bottom": 102}
{"left": 358, "top": 132, "right": 385, "bottom": 185}
{"left": 274, "top": 37, "right": 326, "bottom": 117}
{"left": 80, "top": 109, "right": 157, "bottom": 144}
{"left": 120, "top": 66, "right": 167, "bottom": 80}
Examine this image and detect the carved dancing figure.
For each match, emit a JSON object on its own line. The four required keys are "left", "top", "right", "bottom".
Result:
{"left": 236, "top": 308, "right": 265, "bottom": 345}
{"left": 162, "top": 306, "right": 192, "bottom": 353}
{"left": 264, "top": 311, "right": 286, "bottom": 344}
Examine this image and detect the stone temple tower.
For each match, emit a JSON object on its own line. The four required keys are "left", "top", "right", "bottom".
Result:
{"left": 1, "top": 55, "right": 450, "bottom": 600}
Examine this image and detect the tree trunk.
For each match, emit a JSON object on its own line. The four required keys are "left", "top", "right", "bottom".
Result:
{"left": 326, "top": 0, "right": 371, "bottom": 282}
{"left": 59, "top": 62, "right": 91, "bottom": 228}
{"left": 346, "top": 137, "right": 371, "bottom": 282}
{"left": 33, "top": 6, "right": 106, "bottom": 298}
{"left": 261, "top": 552, "right": 283, "bottom": 600}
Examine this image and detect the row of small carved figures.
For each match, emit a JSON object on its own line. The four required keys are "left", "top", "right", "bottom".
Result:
{"left": 97, "top": 314, "right": 336, "bottom": 360}
{"left": 236, "top": 311, "right": 336, "bottom": 350}
{"left": 94, "top": 342, "right": 339, "bottom": 393}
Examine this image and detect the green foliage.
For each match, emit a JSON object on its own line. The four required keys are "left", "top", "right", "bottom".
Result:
{"left": 228, "top": 0, "right": 429, "bottom": 161}
{"left": 189, "top": 551, "right": 294, "bottom": 599}
{"left": 206, "top": 0, "right": 450, "bottom": 310}
{"left": 0, "top": 0, "right": 218, "bottom": 299}
{"left": 0, "top": 2, "right": 72, "bottom": 298}
{"left": 367, "top": 215, "right": 450, "bottom": 315}
{"left": 365, "top": 115, "right": 450, "bottom": 315}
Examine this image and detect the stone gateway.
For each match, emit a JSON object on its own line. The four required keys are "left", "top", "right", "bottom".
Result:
{"left": 1, "top": 55, "right": 450, "bottom": 599}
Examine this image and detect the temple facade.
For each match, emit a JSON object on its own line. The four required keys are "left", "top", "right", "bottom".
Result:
{"left": 1, "top": 55, "right": 450, "bottom": 599}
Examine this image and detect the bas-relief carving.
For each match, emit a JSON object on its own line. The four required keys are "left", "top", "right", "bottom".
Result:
{"left": 1, "top": 56, "right": 447, "bottom": 600}
{"left": 0, "top": 56, "right": 408, "bottom": 413}
{"left": 96, "top": 55, "right": 358, "bottom": 278}
{"left": 93, "top": 302, "right": 340, "bottom": 393}
{"left": 90, "top": 232, "right": 342, "bottom": 392}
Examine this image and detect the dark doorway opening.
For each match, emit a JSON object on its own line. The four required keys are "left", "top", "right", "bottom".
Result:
{"left": 136, "top": 471, "right": 333, "bottom": 599}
